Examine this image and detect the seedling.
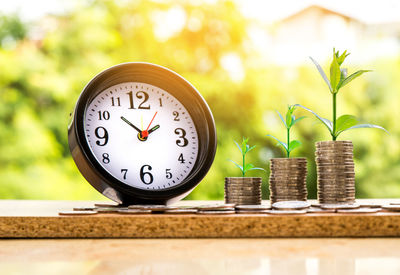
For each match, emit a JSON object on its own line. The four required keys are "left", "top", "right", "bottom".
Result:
{"left": 229, "top": 137, "right": 264, "bottom": 177}
{"left": 296, "top": 48, "right": 387, "bottom": 140}
{"left": 267, "top": 105, "right": 305, "bottom": 158}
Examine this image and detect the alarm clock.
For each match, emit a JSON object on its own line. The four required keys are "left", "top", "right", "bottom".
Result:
{"left": 68, "top": 62, "right": 217, "bottom": 205}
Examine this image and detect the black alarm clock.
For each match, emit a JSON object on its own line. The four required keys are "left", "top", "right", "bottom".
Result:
{"left": 68, "top": 62, "right": 217, "bottom": 205}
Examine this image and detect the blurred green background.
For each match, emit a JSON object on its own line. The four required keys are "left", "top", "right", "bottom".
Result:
{"left": 0, "top": 0, "right": 399, "bottom": 201}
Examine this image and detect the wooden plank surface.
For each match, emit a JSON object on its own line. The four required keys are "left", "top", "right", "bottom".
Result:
{"left": 0, "top": 199, "right": 400, "bottom": 238}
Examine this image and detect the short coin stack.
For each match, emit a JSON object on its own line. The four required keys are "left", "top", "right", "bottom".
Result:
{"left": 269, "top": 158, "right": 308, "bottom": 203}
{"left": 224, "top": 177, "right": 262, "bottom": 205}
{"left": 316, "top": 141, "right": 355, "bottom": 204}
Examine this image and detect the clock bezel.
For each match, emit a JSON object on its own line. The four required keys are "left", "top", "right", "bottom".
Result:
{"left": 68, "top": 62, "right": 217, "bottom": 204}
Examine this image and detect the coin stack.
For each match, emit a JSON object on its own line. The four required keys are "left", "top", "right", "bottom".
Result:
{"left": 269, "top": 158, "right": 308, "bottom": 203}
{"left": 316, "top": 141, "right": 355, "bottom": 204}
{"left": 224, "top": 177, "right": 262, "bottom": 205}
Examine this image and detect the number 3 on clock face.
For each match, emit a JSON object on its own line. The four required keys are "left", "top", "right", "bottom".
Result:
{"left": 84, "top": 82, "right": 199, "bottom": 190}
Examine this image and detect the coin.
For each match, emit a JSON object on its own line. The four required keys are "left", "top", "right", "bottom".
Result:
{"left": 96, "top": 207, "right": 124, "bottom": 213}
{"left": 337, "top": 208, "right": 381, "bottom": 213}
{"left": 128, "top": 205, "right": 178, "bottom": 211}
{"left": 197, "top": 210, "right": 236, "bottom": 215}
{"left": 117, "top": 209, "right": 152, "bottom": 214}
{"left": 198, "top": 204, "right": 236, "bottom": 210}
{"left": 73, "top": 207, "right": 96, "bottom": 211}
{"left": 236, "top": 210, "right": 269, "bottom": 214}
{"left": 267, "top": 209, "right": 307, "bottom": 215}
{"left": 320, "top": 203, "right": 360, "bottom": 209}
{"left": 358, "top": 203, "right": 382, "bottom": 208}
{"left": 272, "top": 200, "right": 310, "bottom": 210}
{"left": 307, "top": 207, "right": 336, "bottom": 213}
{"left": 59, "top": 210, "right": 98, "bottom": 215}
{"left": 235, "top": 205, "right": 271, "bottom": 210}
{"left": 381, "top": 205, "right": 400, "bottom": 211}
{"left": 164, "top": 209, "right": 198, "bottom": 214}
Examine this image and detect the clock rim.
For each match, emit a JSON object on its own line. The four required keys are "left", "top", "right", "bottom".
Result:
{"left": 68, "top": 62, "right": 217, "bottom": 204}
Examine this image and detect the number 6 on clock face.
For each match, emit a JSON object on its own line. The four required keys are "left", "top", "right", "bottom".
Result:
{"left": 84, "top": 82, "right": 199, "bottom": 190}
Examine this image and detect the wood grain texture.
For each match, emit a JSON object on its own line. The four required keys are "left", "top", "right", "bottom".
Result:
{"left": 0, "top": 200, "right": 400, "bottom": 238}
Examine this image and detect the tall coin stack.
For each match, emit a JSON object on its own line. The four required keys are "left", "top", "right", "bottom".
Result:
{"left": 269, "top": 158, "right": 308, "bottom": 203}
{"left": 224, "top": 177, "right": 262, "bottom": 205}
{"left": 316, "top": 141, "right": 355, "bottom": 204}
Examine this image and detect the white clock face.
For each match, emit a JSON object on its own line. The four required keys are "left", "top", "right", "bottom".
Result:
{"left": 84, "top": 82, "right": 199, "bottom": 190}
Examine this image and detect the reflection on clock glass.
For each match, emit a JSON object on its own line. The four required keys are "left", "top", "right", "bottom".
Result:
{"left": 84, "top": 82, "right": 199, "bottom": 190}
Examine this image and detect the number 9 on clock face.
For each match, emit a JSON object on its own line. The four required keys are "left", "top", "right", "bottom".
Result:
{"left": 85, "top": 82, "right": 199, "bottom": 190}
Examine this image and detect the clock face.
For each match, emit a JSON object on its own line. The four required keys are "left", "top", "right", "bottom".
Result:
{"left": 84, "top": 82, "right": 199, "bottom": 190}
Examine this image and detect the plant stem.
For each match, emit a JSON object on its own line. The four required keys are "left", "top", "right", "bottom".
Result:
{"left": 287, "top": 127, "right": 290, "bottom": 158}
{"left": 242, "top": 152, "right": 245, "bottom": 177}
{"left": 332, "top": 92, "right": 337, "bottom": 141}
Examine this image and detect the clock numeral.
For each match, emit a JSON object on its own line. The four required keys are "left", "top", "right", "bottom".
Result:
{"left": 121, "top": 169, "right": 128, "bottom": 180}
{"left": 102, "top": 153, "right": 110, "bottom": 164}
{"left": 173, "top": 111, "right": 180, "bottom": 121}
{"left": 98, "top": 111, "right": 110, "bottom": 120}
{"left": 127, "top": 91, "right": 150, "bottom": 110}
{"left": 94, "top": 127, "right": 109, "bottom": 146}
{"left": 159, "top": 98, "right": 163, "bottom": 107}
{"left": 166, "top": 169, "right": 172, "bottom": 179}
{"left": 174, "top": 128, "right": 188, "bottom": 147}
{"left": 140, "top": 165, "right": 153, "bottom": 185}
{"left": 178, "top": 153, "right": 185, "bottom": 163}
{"left": 111, "top": 97, "right": 121, "bottom": 106}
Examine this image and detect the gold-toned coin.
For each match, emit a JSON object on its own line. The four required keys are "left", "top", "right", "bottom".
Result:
{"left": 118, "top": 209, "right": 152, "bottom": 214}
{"left": 336, "top": 208, "right": 380, "bottom": 214}
{"left": 59, "top": 210, "right": 98, "bottom": 216}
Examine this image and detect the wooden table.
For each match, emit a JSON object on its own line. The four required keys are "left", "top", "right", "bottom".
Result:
{"left": 1, "top": 199, "right": 400, "bottom": 238}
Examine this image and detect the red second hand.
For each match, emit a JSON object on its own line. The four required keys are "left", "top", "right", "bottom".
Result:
{"left": 142, "top": 111, "right": 158, "bottom": 138}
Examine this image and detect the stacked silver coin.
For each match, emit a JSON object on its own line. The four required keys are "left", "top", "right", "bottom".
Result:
{"left": 224, "top": 177, "right": 262, "bottom": 205}
{"left": 316, "top": 141, "right": 355, "bottom": 204}
{"left": 269, "top": 158, "right": 308, "bottom": 203}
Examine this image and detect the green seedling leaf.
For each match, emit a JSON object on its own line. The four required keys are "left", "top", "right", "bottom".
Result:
{"left": 343, "top": 123, "right": 389, "bottom": 134}
{"left": 241, "top": 137, "right": 248, "bottom": 155}
{"left": 291, "top": 116, "right": 306, "bottom": 127}
{"left": 335, "top": 114, "right": 358, "bottom": 135}
{"left": 228, "top": 159, "right": 243, "bottom": 173}
{"left": 310, "top": 56, "right": 332, "bottom": 92}
{"left": 266, "top": 134, "right": 288, "bottom": 151}
{"left": 243, "top": 163, "right": 254, "bottom": 174}
{"left": 337, "top": 50, "right": 348, "bottom": 65}
{"left": 330, "top": 52, "right": 341, "bottom": 92}
{"left": 234, "top": 140, "right": 242, "bottom": 154}
{"left": 286, "top": 110, "right": 293, "bottom": 128}
{"left": 340, "top": 68, "right": 348, "bottom": 82}
{"left": 338, "top": 70, "right": 371, "bottom": 89}
{"left": 247, "top": 167, "right": 266, "bottom": 172}
{"left": 294, "top": 104, "right": 333, "bottom": 134}
{"left": 276, "top": 110, "right": 287, "bottom": 128}
{"left": 288, "top": 140, "right": 302, "bottom": 153}
{"left": 285, "top": 106, "right": 295, "bottom": 128}
{"left": 247, "top": 145, "right": 256, "bottom": 153}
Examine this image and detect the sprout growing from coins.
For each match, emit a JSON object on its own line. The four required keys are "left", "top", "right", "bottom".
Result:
{"left": 296, "top": 48, "right": 388, "bottom": 140}
{"left": 267, "top": 105, "right": 305, "bottom": 158}
{"left": 229, "top": 137, "right": 264, "bottom": 177}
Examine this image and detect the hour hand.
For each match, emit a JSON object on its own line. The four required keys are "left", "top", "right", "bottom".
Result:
{"left": 148, "top": 125, "right": 160, "bottom": 135}
{"left": 120, "top": 116, "right": 141, "bottom": 133}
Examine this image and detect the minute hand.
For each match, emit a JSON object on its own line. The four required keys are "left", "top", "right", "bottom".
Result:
{"left": 120, "top": 116, "right": 141, "bottom": 133}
